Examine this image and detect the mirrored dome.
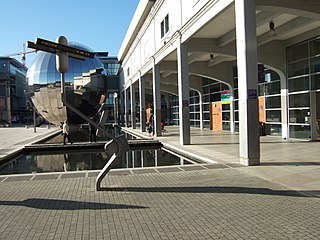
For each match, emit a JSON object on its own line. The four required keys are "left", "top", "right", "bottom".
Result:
{"left": 27, "top": 42, "right": 105, "bottom": 125}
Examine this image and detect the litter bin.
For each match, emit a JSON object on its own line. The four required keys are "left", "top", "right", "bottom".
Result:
{"left": 259, "top": 122, "right": 266, "bottom": 136}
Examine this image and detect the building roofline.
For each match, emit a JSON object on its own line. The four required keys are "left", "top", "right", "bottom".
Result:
{"left": 117, "top": 0, "right": 155, "bottom": 62}
{"left": 0, "top": 56, "right": 28, "bottom": 71}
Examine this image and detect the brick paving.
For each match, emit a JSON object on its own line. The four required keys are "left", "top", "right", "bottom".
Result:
{"left": 0, "top": 167, "right": 319, "bottom": 239}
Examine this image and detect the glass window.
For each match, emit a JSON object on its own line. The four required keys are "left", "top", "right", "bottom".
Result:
{"left": 264, "top": 70, "right": 281, "bottom": 82}
{"left": 266, "top": 124, "right": 282, "bottom": 136}
{"left": 234, "top": 100, "right": 238, "bottom": 110}
{"left": 204, "top": 113, "right": 210, "bottom": 120}
{"left": 222, "top": 122, "right": 230, "bottom": 131}
{"left": 204, "top": 94, "right": 210, "bottom": 102}
{"left": 221, "top": 84, "right": 229, "bottom": 91}
{"left": 210, "top": 93, "right": 220, "bottom": 102}
{"left": 289, "top": 109, "right": 310, "bottom": 124}
{"left": 258, "top": 84, "right": 265, "bottom": 96}
{"left": 265, "top": 81, "right": 280, "bottom": 95}
{"left": 222, "top": 112, "right": 230, "bottom": 121}
{"left": 311, "top": 74, "right": 320, "bottom": 90}
{"left": 287, "top": 42, "right": 308, "bottom": 62}
{"left": 161, "top": 21, "right": 164, "bottom": 38}
{"left": 288, "top": 60, "right": 309, "bottom": 78}
{"left": 203, "top": 103, "right": 210, "bottom": 111}
{"left": 234, "top": 89, "right": 238, "bottom": 99}
{"left": 310, "top": 38, "right": 320, "bottom": 57}
{"left": 203, "top": 86, "right": 210, "bottom": 94}
{"left": 265, "top": 96, "right": 281, "bottom": 109}
{"left": 222, "top": 104, "right": 230, "bottom": 110}
{"left": 234, "top": 111, "right": 239, "bottom": 121}
{"left": 310, "top": 56, "right": 320, "bottom": 73}
{"left": 289, "top": 93, "right": 310, "bottom": 108}
{"left": 204, "top": 121, "right": 210, "bottom": 128}
{"left": 165, "top": 14, "right": 169, "bottom": 34}
{"left": 288, "top": 76, "right": 309, "bottom": 92}
{"left": 266, "top": 110, "right": 281, "bottom": 122}
{"left": 289, "top": 125, "right": 310, "bottom": 139}
{"left": 210, "top": 84, "right": 220, "bottom": 93}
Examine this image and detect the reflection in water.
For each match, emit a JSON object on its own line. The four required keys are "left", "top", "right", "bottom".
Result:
{"left": 0, "top": 149, "right": 195, "bottom": 175}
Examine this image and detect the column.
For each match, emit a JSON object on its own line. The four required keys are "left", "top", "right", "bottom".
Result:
{"left": 124, "top": 88, "right": 129, "bottom": 127}
{"left": 139, "top": 73, "right": 146, "bottom": 132}
{"left": 177, "top": 37, "right": 190, "bottom": 145}
{"left": 310, "top": 91, "right": 317, "bottom": 141}
{"left": 230, "top": 87, "right": 235, "bottom": 133}
{"left": 235, "top": 0, "right": 260, "bottom": 166}
{"left": 153, "top": 60, "right": 161, "bottom": 136}
{"left": 130, "top": 82, "right": 136, "bottom": 129}
{"left": 120, "top": 91, "right": 125, "bottom": 126}
{"left": 199, "top": 91, "right": 204, "bottom": 129}
{"left": 281, "top": 77, "right": 289, "bottom": 139}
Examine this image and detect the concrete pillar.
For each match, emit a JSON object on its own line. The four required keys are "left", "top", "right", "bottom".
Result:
{"left": 130, "top": 82, "right": 136, "bottom": 129}
{"left": 153, "top": 60, "right": 161, "bottom": 136}
{"left": 281, "top": 76, "right": 289, "bottom": 139}
{"left": 120, "top": 91, "right": 125, "bottom": 126}
{"left": 235, "top": 0, "right": 260, "bottom": 166}
{"left": 230, "top": 87, "right": 235, "bottom": 133}
{"left": 124, "top": 88, "right": 129, "bottom": 127}
{"left": 177, "top": 37, "right": 191, "bottom": 145}
{"left": 199, "top": 91, "right": 204, "bottom": 129}
{"left": 139, "top": 73, "right": 146, "bottom": 132}
{"left": 310, "top": 91, "right": 317, "bottom": 141}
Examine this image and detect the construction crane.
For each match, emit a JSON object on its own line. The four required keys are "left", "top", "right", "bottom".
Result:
{"left": 3, "top": 43, "right": 37, "bottom": 66}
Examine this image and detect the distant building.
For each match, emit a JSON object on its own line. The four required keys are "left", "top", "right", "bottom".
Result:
{"left": 0, "top": 57, "right": 28, "bottom": 125}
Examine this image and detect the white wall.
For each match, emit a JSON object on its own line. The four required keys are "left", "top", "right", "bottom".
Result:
{"left": 121, "top": 0, "right": 215, "bottom": 88}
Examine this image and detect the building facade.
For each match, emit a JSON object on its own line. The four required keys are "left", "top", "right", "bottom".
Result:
{"left": 118, "top": 0, "right": 320, "bottom": 165}
{"left": 0, "top": 57, "right": 28, "bottom": 125}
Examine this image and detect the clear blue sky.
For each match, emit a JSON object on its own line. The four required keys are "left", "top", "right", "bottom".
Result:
{"left": 0, "top": 0, "right": 140, "bottom": 67}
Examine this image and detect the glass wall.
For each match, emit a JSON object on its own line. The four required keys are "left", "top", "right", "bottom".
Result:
{"left": 233, "top": 66, "right": 282, "bottom": 135}
{"left": 202, "top": 78, "right": 229, "bottom": 129}
{"left": 189, "top": 90, "right": 200, "bottom": 127}
{"left": 287, "top": 36, "right": 320, "bottom": 139}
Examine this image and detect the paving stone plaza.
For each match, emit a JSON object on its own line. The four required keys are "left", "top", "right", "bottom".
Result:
{"left": 0, "top": 127, "right": 319, "bottom": 239}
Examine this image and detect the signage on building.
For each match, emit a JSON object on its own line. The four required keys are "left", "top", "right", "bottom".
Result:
{"left": 221, "top": 90, "right": 230, "bottom": 104}
{"left": 248, "top": 89, "right": 257, "bottom": 99}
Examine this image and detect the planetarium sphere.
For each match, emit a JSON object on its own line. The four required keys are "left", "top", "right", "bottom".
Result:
{"left": 27, "top": 42, "right": 105, "bottom": 125}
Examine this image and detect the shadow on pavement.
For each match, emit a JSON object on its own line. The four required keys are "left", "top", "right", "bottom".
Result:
{"left": 101, "top": 186, "right": 318, "bottom": 198}
{"left": 0, "top": 198, "right": 148, "bottom": 210}
{"left": 261, "top": 162, "right": 320, "bottom": 166}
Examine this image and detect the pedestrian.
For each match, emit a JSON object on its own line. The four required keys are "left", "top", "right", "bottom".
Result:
{"left": 148, "top": 114, "right": 154, "bottom": 136}
{"left": 89, "top": 117, "right": 97, "bottom": 142}
{"left": 62, "top": 120, "right": 73, "bottom": 145}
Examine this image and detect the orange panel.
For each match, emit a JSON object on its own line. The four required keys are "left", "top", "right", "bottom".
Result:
{"left": 258, "top": 97, "right": 265, "bottom": 123}
{"left": 211, "top": 102, "right": 222, "bottom": 131}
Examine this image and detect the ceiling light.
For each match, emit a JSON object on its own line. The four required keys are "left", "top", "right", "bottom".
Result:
{"left": 267, "top": 21, "right": 277, "bottom": 37}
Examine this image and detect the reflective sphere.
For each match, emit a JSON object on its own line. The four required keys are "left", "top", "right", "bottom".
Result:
{"left": 27, "top": 42, "right": 105, "bottom": 125}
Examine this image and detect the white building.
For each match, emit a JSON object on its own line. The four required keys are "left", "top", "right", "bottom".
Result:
{"left": 118, "top": 0, "right": 320, "bottom": 165}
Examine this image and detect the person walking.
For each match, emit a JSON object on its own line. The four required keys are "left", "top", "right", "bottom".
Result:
{"left": 89, "top": 117, "right": 97, "bottom": 142}
{"left": 148, "top": 114, "right": 154, "bottom": 136}
{"left": 62, "top": 120, "right": 73, "bottom": 145}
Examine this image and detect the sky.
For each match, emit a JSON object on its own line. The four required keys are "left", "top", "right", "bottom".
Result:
{"left": 0, "top": 0, "right": 140, "bottom": 67}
